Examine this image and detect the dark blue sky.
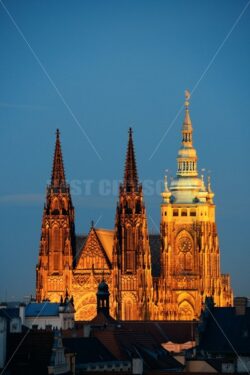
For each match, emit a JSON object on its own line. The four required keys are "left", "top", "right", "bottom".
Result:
{"left": 0, "top": 0, "right": 249, "bottom": 300}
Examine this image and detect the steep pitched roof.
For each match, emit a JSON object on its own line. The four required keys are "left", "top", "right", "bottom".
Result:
{"left": 91, "top": 310, "right": 116, "bottom": 325}
{"left": 93, "top": 327, "right": 183, "bottom": 370}
{"left": 76, "top": 227, "right": 112, "bottom": 268}
{"left": 75, "top": 231, "right": 161, "bottom": 276}
{"left": 95, "top": 229, "right": 114, "bottom": 262}
{"left": 120, "top": 320, "right": 196, "bottom": 345}
{"left": 123, "top": 128, "right": 139, "bottom": 192}
{"left": 51, "top": 129, "right": 66, "bottom": 187}
{"left": 63, "top": 337, "right": 116, "bottom": 364}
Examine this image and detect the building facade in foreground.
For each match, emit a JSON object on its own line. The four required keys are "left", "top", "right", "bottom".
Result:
{"left": 36, "top": 94, "right": 233, "bottom": 320}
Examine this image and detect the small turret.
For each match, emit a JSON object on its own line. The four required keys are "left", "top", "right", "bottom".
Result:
{"left": 162, "top": 175, "right": 172, "bottom": 203}
{"left": 96, "top": 279, "right": 110, "bottom": 316}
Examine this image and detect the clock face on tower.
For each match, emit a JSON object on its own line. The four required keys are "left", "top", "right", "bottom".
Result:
{"left": 177, "top": 236, "right": 192, "bottom": 253}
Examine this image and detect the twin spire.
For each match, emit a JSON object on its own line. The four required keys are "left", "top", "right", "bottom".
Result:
{"left": 51, "top": 127, "right": 139, "bottom": 193}
{"left": 51, "top": 129, "right": 66, "bottom": 188}
{"left": 123, "top": 127, "right": 139, "bottom": 192}
{"left": 50, "top": 93, "right": 195, "bottom": 191}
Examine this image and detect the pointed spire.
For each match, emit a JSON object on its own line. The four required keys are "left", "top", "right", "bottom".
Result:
{"left": 176, "top": 91, "right": 198, "bottom": 177}
{"left": 123, "top": 128, "right": 139, "bottom": 192}
{"left": 51, "top": 129, "right": 66, "bottom": 187}
{"left": 182, "top": 90, "right": 193, "bottom": 146}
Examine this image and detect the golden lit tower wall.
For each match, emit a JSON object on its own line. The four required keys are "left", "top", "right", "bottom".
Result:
{"left": 36, "top": 98, "right": 233, "bottom": 321}
{"left": 112, "top": 128, "right": 153, "bottom": 320}
{"left": 36, "top": 129, "right": 75, "bottom": 302}
{"left": 158, "top": 92, "right": 233, "bottom": 320}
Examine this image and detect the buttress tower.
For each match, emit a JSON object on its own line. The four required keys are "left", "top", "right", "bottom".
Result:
{"left": 112, "top": 128, "right": 153, "bottom": 320}
{"left": 36, "top": 129, "right": 75, "bottom": 302}
{"left": 158, "top": 92, "right": 233, "bottom": 320}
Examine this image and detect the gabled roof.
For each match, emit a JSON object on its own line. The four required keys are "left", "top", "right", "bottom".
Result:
{"left": 76, "top": 227, "right": 112, "bottom": 269}
{"left": 95, "top": 229, "right": 114, "bottom": 262}
{"left": 91, "top": 311, "right": 116, "bottom": 325}
{"left": 25, "top": 303, "right": 60, "bottom": 317}
{"left": 120, "top": 320, "right": 196, "bottom": 345}
{"left": 63, "top": 337, "right": 116, "bottom": 364}
{"left": 93, "top": 327, "right": 183, "bottom": 370}
{"left": 75, "top": 231, "right": 161, "bottom": 276}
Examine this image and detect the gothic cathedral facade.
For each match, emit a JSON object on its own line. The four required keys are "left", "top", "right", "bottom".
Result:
{"left": 36, "top": 94, "right": 233, "bottom": 321}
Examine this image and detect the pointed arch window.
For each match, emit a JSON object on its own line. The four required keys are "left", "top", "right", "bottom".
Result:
{"left": 52, "top": 226, "right": 60, "bottom": 252}
{"left": 52, "top": 198, "right": 60, "bottom": 215}
{"left": 126, "top": 227, "right": 133, "bottom": 250}
{"left": 54, "top": 253, "right": 59, "bottom": 270}
{"left": 125, "top": 300, "right": 133, "bottom": 320}
{"left": 126, "top": 251, "right": 135, "bottom": 272}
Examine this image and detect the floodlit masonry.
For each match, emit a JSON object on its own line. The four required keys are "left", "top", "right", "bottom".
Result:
{"left": 36, "top": 93, "right": 233, "bottom": 320}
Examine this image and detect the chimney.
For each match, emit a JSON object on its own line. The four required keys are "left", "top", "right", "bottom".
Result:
{"left": 234, "top": 297, "right": 248, "bottom": 315}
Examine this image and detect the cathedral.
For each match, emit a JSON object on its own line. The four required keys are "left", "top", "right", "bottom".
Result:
{"left": 36, "top": 93, "right": 233, "bottom": 321}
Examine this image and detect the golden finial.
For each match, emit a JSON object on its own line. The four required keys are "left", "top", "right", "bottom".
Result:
{"left": 185, "top": 89, "right": 190, "bottom": 109}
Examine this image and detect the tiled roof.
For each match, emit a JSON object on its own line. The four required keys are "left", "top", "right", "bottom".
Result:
{"left": 199, "top": 307, "right": 250, "bottom": 355}
{"left": 25, "top": 302, "right": 59, "bottom": 317}
{"left": 91, "top": 311, "right": 117, "bottom": 325}
{"left": 93, "top": 329, "right": 127, "bottom": 360}
{"left": 120, "top": 320, "right": 196, "bottom": 344}
{"left": 7, "top": 330, "right": 54, "bottom": 375}
{"left": 93, "top": 327, "right": 183, "bottom": 370}
{"left": 63, "top": 337, "right": 116, "bottom": 363}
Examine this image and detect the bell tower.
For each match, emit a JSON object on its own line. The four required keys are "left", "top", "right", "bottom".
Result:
{"left": 36, "top": 129, "right": 75, "bottom": 302}
{"left": 158, "top": 92, "right": 233, "bottom": 320}
{"left": 112, "top": 128, "right": 153, "bottom": 320}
